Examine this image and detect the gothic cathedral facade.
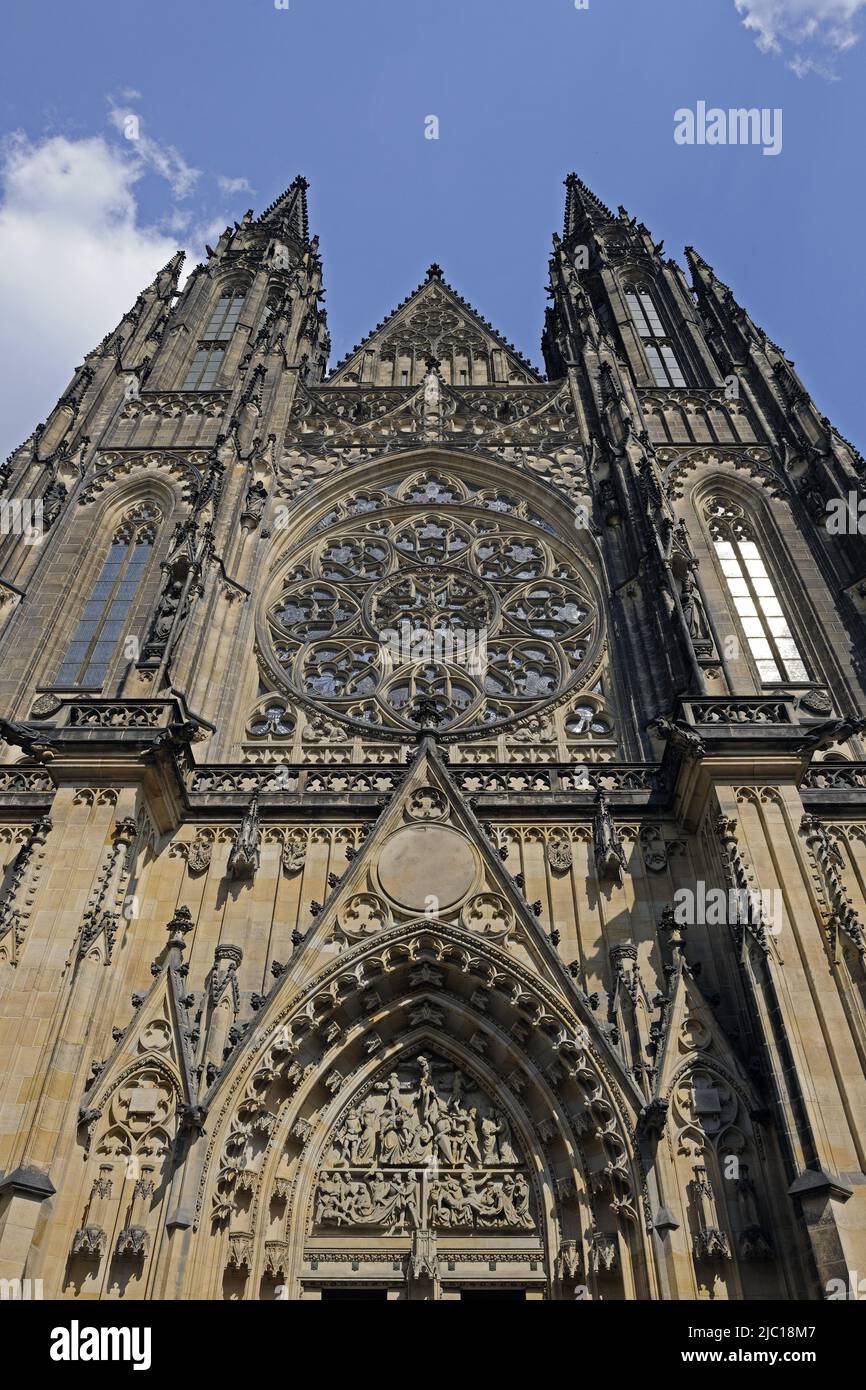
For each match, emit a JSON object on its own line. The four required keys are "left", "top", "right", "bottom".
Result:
{"left": 0, "top": 175, "right": 865, "bottom": 1301}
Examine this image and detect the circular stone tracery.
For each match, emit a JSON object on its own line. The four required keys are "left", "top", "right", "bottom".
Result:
{"left": 261, "top": 508, "right": 601, "bottom": 734}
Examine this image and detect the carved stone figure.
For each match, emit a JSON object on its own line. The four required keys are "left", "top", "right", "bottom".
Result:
{"left": 312, "top": 1054, "right": 536, "bottom": 1233}
{"left": 228, "top": 791, "right": 261, "bottom": 879}
{"left": 592, "top": 789, "right": 626, "bottom": 884}
{"left": 680, "top": 570, "right": 711, "bottom": 644}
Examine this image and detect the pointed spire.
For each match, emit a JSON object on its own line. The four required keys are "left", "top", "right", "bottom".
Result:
{"left": 684, "top": 245, "right": 728, "bottom": 295}
{"left": 152, "top": 250, "right": 185, "bottom": 299}
{"left": 257, "top": 175, "right": 310, "bottom": 242}
{"left": 685, "top": 244, "right": 772, "bottom": 351}
{"left": 564, "top": 172, "right": 615, "bottom": 237}
{"left": 83, "top": 249, "right": 184, "bottom": 366}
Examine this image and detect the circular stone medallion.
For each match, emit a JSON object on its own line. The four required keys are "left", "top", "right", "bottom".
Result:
{"left": 377, "top": 824, "right": 477, "bottom": 912}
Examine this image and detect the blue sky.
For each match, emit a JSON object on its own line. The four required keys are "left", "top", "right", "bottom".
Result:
{"left": 1, "top": 0, "right": 865, "bottom": 457}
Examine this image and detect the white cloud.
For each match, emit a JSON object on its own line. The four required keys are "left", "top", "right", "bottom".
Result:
{"left": 0, "top": 133, "right": 182, "bottom": 459}
{"left": 108, "top": 99, "right": 200, "bottom": 198}
{"left": 734, "top": 0, "right": 866, "bottom": 72}
{"left": 216, "top": 174, "right": 254, "bottom": 197}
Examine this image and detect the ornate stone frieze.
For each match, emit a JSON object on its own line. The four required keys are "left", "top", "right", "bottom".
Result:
{"left": 313, "top": 1055, "right": 535, "bottom": 1234}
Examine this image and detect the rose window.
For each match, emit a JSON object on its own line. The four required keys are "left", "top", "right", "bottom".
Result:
{"left": 261, "top": 510, "right": 601, "bottom": 733}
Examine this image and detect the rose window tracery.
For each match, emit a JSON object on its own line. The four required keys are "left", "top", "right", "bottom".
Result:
{"left": 261, "top": 508, "right": 602, "bottom": 734}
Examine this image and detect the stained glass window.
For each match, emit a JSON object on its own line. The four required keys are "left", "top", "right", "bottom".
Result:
{"left": 54, "top": 507, "right": 160, "bottom": 688}
{"left": 707, "top": 501, "right": 808, "bottom": 684}
{"left": 625, "top": 288, "right": 687, "bottom": 387}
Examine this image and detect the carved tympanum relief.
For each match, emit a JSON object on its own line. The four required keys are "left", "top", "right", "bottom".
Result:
{"left": 313, "top": 1054, "right": 535, "bottom": 1234}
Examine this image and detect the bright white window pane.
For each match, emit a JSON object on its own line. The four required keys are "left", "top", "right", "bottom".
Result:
{"left": 749, "top": 638, "right": 774, "bottom": 660}
{"left": 639, "top": 293, "right": 665, "bottom": 336}
{"left": 715, "top": 522, "right": 809, "bottom": 683}
{"left": 757, "top": 659, "right": 781, "bottom": 681}
{"left": 752, "top": 577, "right": 775, "bottom": 597}
{"left": 626, "top": 293, "right": 650, "bottom": 337}
{"left": 744, "top": 558, "right": 768, "bottom": 578}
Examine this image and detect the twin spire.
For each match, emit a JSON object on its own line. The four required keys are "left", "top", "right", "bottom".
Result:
{"left": 119, "top": 171, "right": 731, "bottom": 385}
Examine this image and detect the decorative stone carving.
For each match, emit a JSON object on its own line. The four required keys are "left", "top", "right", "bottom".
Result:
{"left": 555, "top": 1237, "right": 584, "bottom": 1284}
{"left": 261, "top": 509, "right": 602, "bottom": 736}
{"left": 639, "top": 824, "right": 670, "bottom": 873}
{"left": 228, "top": 791, "right": 261, "bottom": 879}
{"left": 680, "top": 570, "right": 715, "bottom": 661}
{"left": 460, "top": 892, "right": 514, "bottom": 940}
{"left": 408, "top": 1228, "right": 440, "bottom": 1289}
{"left": 587, "top": 1227, "right": 619, "bottom": 1275}
{"left": 240, "top": 478, "right": 268, "bottom": 530}
{"left": 592, "top": 789, "right": 626, "bottom": 884}
{"left": 801, "top": 814, "right": 865, "bottom": 957}
{"left": 690, "top": 1165, "right": 732, "bottom": 1261}
{"left": 281, "top": 840, "right": 306, "bottom": 874}
{"left": 406, "top": 786, "right": 449, "bottom": 821}
{"left": 546, "top": 835, "right": 573, "bottom": 873}
{"left": 333, "top": 893, "right": 390, "bottom": 945}
{"left": 313, "top": 1054, "right": 535, "bottom": 1233}
{"left": 29, "top": 693, "right": 62, "bottom": 719}
{"left": 187, "top": 832, "right": 214, "bottom": 875}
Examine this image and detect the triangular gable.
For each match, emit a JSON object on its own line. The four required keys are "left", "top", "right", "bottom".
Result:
{"left": 204, "top": 741, "right": 640, "bottom": 1096}
{"left": 285, "top": 739, "right": 573, "bottom": 988}
{"left": 79, "top": 928, "right": 198, "bottom": 1133}
{"left": 328, "top": 267, "right": 542, "bottom": 385}
{"left": 653, "top": 954, "right": 756, "bottom": 1110}
{"left": 203, "top": 740, "right": 644, "bottom": 1116}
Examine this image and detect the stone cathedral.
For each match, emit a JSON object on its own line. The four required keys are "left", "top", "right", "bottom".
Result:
{"left": 0, "top": 173, "right": 865, "bottom": 1303}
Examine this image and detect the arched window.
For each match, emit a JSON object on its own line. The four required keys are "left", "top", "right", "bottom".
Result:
{"left": 182, "top": 346, "right": 225, "bottom": 391}
{"left": 182, "top": 289, "right": 246, "bottom": 390}
{"left": 625, "top": 285, "right": 687, "bottom": 387}
{"left": 54, "top": 504, "right": 161, "bottom": 688}
{"left": 203, "top": 290, "right": 246, "bottom": 341}
{"left": 705, "top": 498, "right": 808, "bottom": 684}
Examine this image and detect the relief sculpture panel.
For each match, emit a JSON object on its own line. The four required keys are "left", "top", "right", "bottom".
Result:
{"left": 313, "top": 1054, "right": 535, "bottom": 1233}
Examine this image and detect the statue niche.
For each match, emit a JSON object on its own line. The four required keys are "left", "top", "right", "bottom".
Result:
{"left": 312, "top": 1053, "right": 535, "bottom": 1235}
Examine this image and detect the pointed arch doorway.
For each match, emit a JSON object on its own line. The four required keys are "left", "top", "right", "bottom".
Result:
{"left": 299, "top": 1043, "right": 549, "bottom": 1301}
